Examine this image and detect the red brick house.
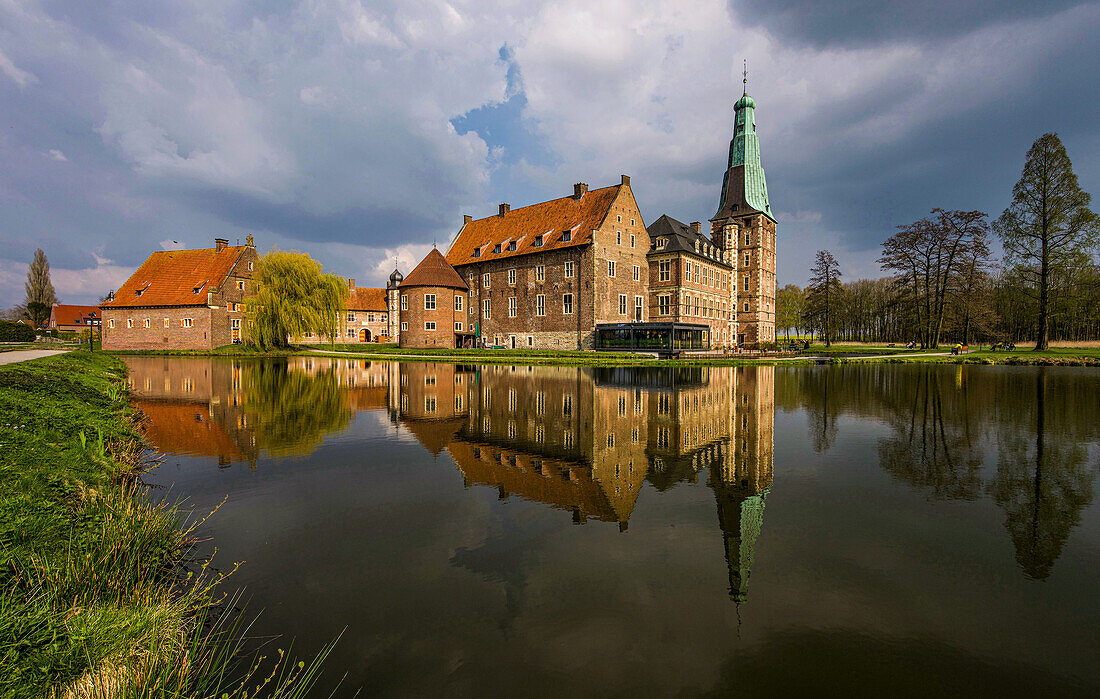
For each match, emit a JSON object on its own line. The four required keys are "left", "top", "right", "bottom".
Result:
{"left": 100, "top": 237, "right": 259, "bottom": 350}
{"left": 292, "top": 281, "right": 392, "bottom": 344}
{"left": 48, "top": 304, "right": 102, "bottom": 332}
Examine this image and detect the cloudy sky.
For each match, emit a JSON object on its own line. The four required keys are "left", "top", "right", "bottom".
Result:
{"left": 1, "top": 0, "right": 1098, "bottom": 307}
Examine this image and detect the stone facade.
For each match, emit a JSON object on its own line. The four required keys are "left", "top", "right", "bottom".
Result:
{"left": 451, "top": 178, "right": 649, "bottom": 350}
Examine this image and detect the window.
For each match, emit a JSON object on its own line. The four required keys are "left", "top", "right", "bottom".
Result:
{"left": 454, "top": 295, "right": 463, "bottom": 311}
{"left": 107, "top": 319, "right": 115, "bottom": 329}
{"left": 508, "top": 297, "right": 517, "bottom": 317}
{"left": 694, "top": 264, "right": 700, "bottom": 283}
{"left": 536, "top": 265, "right": 544, "bottom": 281}
{"left": 618, "top": 294, "right": 627, "bottom": 315}
{"left": 631, "top": 218, "right": 635, "bottom": 226}
{"left": 659, "top": 260, "right": 671, "bottom": 281}
{"left": 347, "top": 328, "right": 356, "bottom": 337}
{"left": 563, "top": 293, "right": 573, "bottom": 314}
{"left": 745, "top": 232, "right": 750, "bottom": 246}
{"left": 127, "top": 319, "right": 134, "bottom": 328}
{"left": 236, "top": 281, "right": 245, "bottom": 290}
{"left": 401, "top": 321, "right": 408, "bottom": 331}
{"left": 563, "top": 395, "right": 572, "bottom": 416}
{"left": 425, "top": 397, "right": 436, "bottom": 413}
{"left": 744, "top": 275, "right": 750, "bottom": 288}
{"left": 534, "top": 234, "right": 543, "bottom": 247}
{"left": 368, "top": 313, "right": 374, "bottom": 322}
{"left": 182, "top": 318, "right": 193, "bottom": 328}
{"left": 425, "top": 321, "right": 436, "bottom": 330}
{"left": 694, "top": 297, "right": 700, "bottom": 316}
{"left": 633, "top": 265, "right": 640, "bottom": 281}
{"left": 483, "top": 299, "right": 491, "bottom": 319}
{"left": 494, "top": 244, "right": 502, "bottom": 254}
{"left": 483, "top": 273, "right": 490, "bottom": 288}
{"left": 424, "top": 294, "right": 436, "bottom": 310}
{"left": 617, "top": 231, "right": 622, "bottom": 245}
{"left": 685, "top": 261, "right": 691, "bottom": 276}
{"left": 347, "top": 312, "right": 355, "bottom": 322}
{"left": 508, "top": 241, "right": 517, "bottom": 251}
{"left": 527, "top": 336, "right": 534, "bottom": 347}
{"left": 508, "top": 269, "right": 516, "bottom": 285}
{"left": 248, "top": 261, "right": 254, "bottom": 271}
{"left": 608, "top": 260, "right": 616, "bottom": 277}
{"left": 635, "top": 296, "right": 643, "bottom": 318}
{"left": 617, "top": 215, "right": 622, "bottom": 222}
{"left": 455, "top": 321, "right": 463, "bottom": 331}
{"left": 744, "top": 302, "right": 749, "bottom": 312}
{"left": 658, "top": 295, "right": 671, "bottom": 315}
{"left": 630, "top": 234, "right": 635, "bottom": 248}
{"left": 565, "top": 261, "right": 574, "bottom": 278}
{"left": 562, "top": 229, "right": 572, "bottom": 242}
{"left": 400, "top": 295, "right": 408, "bottom": 311}
{"left": 143, "top": 319, "right": 150, "bottom": 328}
{"left": 744, "top": 253, "right": 750, "bottom": 266}
{"left": 536, "top": 294, "right": 545, "bottom": 316}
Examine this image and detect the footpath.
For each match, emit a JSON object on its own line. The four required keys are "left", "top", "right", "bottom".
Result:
{"left": 0, "top": 348, "right": 70, "bottom": 366}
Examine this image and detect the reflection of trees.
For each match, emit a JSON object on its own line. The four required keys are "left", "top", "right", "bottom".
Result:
{"left": 244, "top": 362, "right": 351, "bottom": 456}
{"left": 876, "top": 368, "right": 983, "bottom": 500}
{"left": 800, "top": 368, "right": 839, "bottom": 453}
{"left": 990, "top": 371, "right": 1094, "bottom": 580}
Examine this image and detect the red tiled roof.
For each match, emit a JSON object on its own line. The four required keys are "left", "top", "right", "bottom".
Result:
{"left": 51, "top": 304, "right": 101, "bottom": 325}
{"left": 445, "top": 184, "right": 621, "bottom": 267}
{"left": 400, "top": 248, "right": 468, "bottom": 290}
{"left": 101, "top": 246, "right": 247, "bottom": 308}
{"left": 348, "top": 287, "right": 387, "bottom": 311}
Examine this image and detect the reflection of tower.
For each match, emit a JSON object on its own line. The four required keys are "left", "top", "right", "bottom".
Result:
{"left": 709, "top": 366, "right": 774, "bottom": 603}
{"left": 386, "top": 267, "right": 403, "bottom": 342}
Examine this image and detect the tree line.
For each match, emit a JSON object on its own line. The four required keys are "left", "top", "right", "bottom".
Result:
{"left": 781, "top": 133, "right": 1099, "bottom": 349}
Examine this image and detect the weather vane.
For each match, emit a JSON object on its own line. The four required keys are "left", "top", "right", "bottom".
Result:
{"left": 743, "top": 59, "right": 748, "bottom": 93}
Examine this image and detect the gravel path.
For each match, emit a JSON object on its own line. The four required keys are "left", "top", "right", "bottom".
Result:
{"left": 0, "top": 349, "right": 71, "bottom": 365}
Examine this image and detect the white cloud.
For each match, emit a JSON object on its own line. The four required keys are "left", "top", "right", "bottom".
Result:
{"left": 0, "top": 47, "right": 36, "bottom": 88}
{"left": 159, "top": 239, "right": 186, "bottom": 250}
{"left": 47, "top": 149, "right": 67, "bottom": 161}
{"left": 0, "top": 256, "right": 132, "bottom": 306}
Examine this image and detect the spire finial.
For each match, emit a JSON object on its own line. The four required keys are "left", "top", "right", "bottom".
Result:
{"left": 742, "top": 59, "right": 748, "bottom": 95}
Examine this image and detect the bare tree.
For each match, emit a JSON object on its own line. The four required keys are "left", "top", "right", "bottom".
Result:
{"left": 804, "top": 250, "right": 842, "bottom": 347}
{"left": 995, "top": 133, "right": 1099, "bottom": 350}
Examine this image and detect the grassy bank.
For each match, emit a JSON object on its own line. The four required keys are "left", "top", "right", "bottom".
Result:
{"left": 0, "top": 352, "right": 331, "bottom": 696}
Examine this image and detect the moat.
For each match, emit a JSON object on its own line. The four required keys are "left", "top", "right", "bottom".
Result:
{"left": 125, "top": 356, "right": 1100, "bottom": 696}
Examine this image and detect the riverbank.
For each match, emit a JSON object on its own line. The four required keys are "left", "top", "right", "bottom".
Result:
{"left": 0, "top": 352, "right": 330, "bottom": 696}
{"left": 102, "top": 343, "right": 1100, "bottom": 368}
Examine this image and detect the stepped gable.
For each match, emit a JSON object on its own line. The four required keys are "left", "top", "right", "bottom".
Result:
{"left": 348, "top": 287, "right": 387, "bottom": 311}
{"left": 102, "top": 246, "right": 248, "bottom": 308}
{"left": 445, "top": 184, "right": 621, "bottom": 266}
{"left": 400, "top": 248, "right": 468, "bottom": 290}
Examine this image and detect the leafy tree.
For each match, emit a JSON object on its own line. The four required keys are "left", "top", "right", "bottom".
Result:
{"left": 775, "top": 284, "right": 804, "bottom": 340}
{"left": 803, "top": 250, "right": 842, "bottom": 346}
{"left": 995, "top": 133, "right": 1099, "bottom": 350}
{"left": 245, "top": 250, "right": 348, "bottom": 348}
{"left": 24, "top": 248, "right": 57, "bottom": 327}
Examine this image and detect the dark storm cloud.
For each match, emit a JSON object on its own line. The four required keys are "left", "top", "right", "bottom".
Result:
{"left": 732, "top": 0, "right": 1088, "bottom": 47}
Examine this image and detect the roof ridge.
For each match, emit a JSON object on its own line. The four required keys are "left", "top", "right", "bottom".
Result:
{"left": 466, "top": 183, "right": 620, "bottom": 224}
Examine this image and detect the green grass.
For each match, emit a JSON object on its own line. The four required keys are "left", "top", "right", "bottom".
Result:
{"left": 0, "top": 352, "right": 337, "bottom": 697}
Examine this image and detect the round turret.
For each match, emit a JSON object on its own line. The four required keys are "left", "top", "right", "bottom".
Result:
{"left": 735, "top": 92, "right": 756, "bottom": 111}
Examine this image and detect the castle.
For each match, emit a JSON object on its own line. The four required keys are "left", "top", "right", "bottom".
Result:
{"left": 101, "top": 79, "right": 776, "bottom": 351}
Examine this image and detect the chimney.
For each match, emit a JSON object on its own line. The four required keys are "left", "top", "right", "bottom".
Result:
{"left": 498, "top": 203, "right": 510, "bottom": 217}
{"left": 621, "top": 174, "right": 630, "bottom": 187}
{"left": 463, "top": 214, "right": 472, "bottom": 225}
{"left": 215, "top": 237, "right": 228, "bottom": 252}
{"left": 690, "top": 221, "right": 701, "bottom": 235}
{"left": 573, "top": 183, "right": 588, "bottom": 200}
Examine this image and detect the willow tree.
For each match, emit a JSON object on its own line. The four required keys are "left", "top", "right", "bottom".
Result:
{"left": 996, "top": 133, "right": 1099, "bottom": 350}
{"left": 246, "top": 250, "right": 348, "bottom": 348}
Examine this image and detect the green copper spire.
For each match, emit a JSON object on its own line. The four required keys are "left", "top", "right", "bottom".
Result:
{"left": 714, "top": 63, "right": 772, "bottom": 220}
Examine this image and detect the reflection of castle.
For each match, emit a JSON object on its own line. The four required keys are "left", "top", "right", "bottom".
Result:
{"left": 388, "top": 362, "right": 775, "bottom": 600}
{"left": 122, "top": 356, "right": 258, "bottom": 467}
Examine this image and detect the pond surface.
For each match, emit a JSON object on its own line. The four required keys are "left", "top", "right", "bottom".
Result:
{"left": 124, "top": 356, "right": 1100, "bottom": 696}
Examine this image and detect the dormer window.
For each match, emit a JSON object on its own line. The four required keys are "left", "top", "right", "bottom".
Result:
{"left": 494, "top": 244, "right": 502, "bottom": 254}
{"left": 562, "top": 229, "right": 572, "bottom": 242}
{"left": 193, "top": 282, "right": 206, "bottom": 294}
{"left": 507, "top": 241, "right": 517, "bottom": 251}
{"left": 534, "top": 235, "right": 543, "bottom": 247}
{"left": 135, "top": 284, "right": 149, "bottom": 297}
{"left": 473, "top": 248, "right": 481, "bottom": 258}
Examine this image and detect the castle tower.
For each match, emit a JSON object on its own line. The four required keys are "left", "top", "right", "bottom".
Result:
{"left": 710, "top": 69, "right": 778, "bottom": 346}
{"left": 386, "top": 267, "right": 403, "bottom": 343}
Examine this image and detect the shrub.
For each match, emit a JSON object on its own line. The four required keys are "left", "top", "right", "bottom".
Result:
{"left": 0, "top": 320, "right": 35, "bottom": 342}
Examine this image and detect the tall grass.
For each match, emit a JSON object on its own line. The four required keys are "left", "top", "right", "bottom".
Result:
{"left": 0, "top": 352, "right": 340, "bottom": 697}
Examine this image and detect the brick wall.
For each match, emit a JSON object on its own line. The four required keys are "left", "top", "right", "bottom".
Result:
{"left": 398, "top": 285, "right": 466, "bottom": 349}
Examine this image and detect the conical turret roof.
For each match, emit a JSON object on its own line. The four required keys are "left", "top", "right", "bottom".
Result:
{"left": 400, "top": 248, "right": 468, "bottom": 290}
